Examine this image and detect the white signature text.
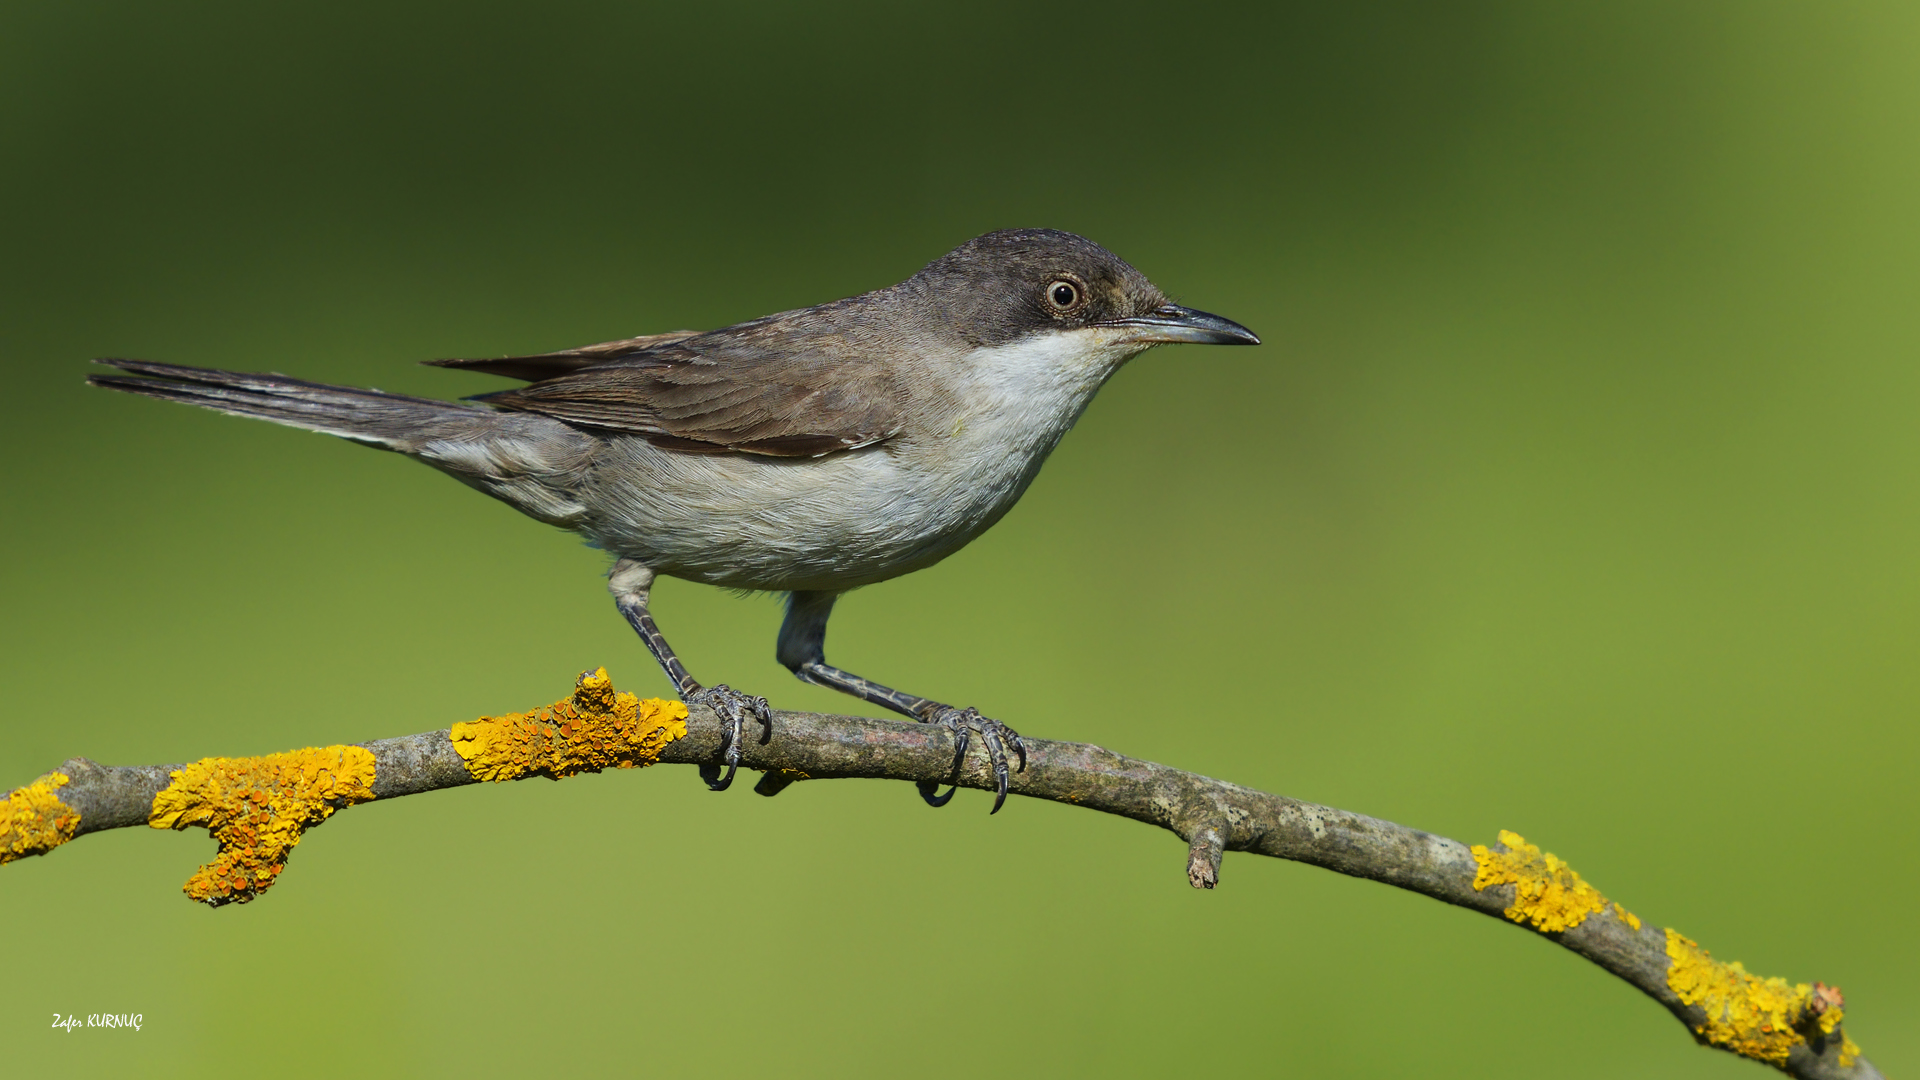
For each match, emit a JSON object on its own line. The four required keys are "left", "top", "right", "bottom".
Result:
{"left": 52, "top": 1013, "right": 142, "bottom": 1032}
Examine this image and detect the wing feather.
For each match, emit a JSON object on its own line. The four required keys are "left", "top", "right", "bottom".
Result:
{"left": 422, "top": 330, "right": 704, "bottom": 383}
{"left": 467, "top": 336, "right": 906, "bottom": 458}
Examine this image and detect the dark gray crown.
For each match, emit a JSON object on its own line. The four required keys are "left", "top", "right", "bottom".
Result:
{"left": 906, "top": 228, "right": 1171, "bottom": 347}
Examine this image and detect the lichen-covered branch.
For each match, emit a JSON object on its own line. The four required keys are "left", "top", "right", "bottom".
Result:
{"left": 0, "top": 669, "right": 1878, "bottom": 1079}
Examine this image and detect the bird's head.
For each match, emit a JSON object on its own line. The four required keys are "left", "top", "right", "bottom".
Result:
{"left": 907, "top": 228, "right": 1259, "bottom": 357}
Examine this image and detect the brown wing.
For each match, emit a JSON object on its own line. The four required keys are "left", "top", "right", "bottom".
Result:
{"left": 422, "top": 330, "right": 705, "bottom": 383}
{"left": 472, "top": 341, "right": 907, "bottom": 458}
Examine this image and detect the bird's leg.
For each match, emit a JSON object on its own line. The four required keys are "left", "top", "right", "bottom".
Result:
{"left": 609, "top": 559, "right": 770, "bottom": 792}
{"left": 777, "top": 590, "right": 1026, "bottom": 813}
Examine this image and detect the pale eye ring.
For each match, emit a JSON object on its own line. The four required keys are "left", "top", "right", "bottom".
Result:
{"left": 1046, "top": 279, "right": 1082, "bottom": 312}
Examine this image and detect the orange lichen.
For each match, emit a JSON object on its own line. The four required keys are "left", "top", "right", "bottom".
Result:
{"left": 449, "top": 668, "right": 687, "bottom": 783}
{"left": 1, "top": 772, "right": 81, "bottom": 865}
{"left": 149, "top": 745, "right": 377, "bottom": 906}
{"left": 1469, "top": 830, "right": 1635, "bottom": 933}
{"left": 1665, "top": 929, "right": 1858, "bottom": 1066}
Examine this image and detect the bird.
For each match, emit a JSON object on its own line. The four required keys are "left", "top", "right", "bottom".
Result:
{"left": 89, "top": 228, "right": 1259, "bottom": 812}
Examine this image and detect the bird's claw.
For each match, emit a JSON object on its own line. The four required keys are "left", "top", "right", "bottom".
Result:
{"left": 915, "top": 705, "right": 1027, "bottom": 813}
{"left": 687, "top": 684, "right": 773, "bottom": 792}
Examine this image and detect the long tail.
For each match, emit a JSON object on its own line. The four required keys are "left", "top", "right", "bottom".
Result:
{"left": 89, "top": 358, "right": 596, "bottom": 526}
{"left": 89, "top": 359, "right": 496, "bottom": 452}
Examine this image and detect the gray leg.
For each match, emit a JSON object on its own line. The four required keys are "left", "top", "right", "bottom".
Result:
{"left": 778, "top": 590, "right": 1027, "bottom": 813}
{"left": 610, "top": 559, "right": 771, "bottom": 792}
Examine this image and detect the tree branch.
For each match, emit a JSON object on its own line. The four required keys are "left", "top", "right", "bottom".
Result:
{"left": 0, "top": 668, "right": 1877, "bottom": 1079}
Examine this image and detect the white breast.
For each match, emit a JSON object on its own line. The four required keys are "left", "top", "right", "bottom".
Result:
{"left": 585, "top": 329, "right": 1147, "bottom": 592}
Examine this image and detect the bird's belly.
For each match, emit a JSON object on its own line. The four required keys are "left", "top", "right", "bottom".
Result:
{"left": 579, "top": 435, "right": 1041, "bottom": 592}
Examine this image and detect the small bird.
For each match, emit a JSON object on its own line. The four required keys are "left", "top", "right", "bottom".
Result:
{"left": 90, "top": 229, "right": 1258, "bottom": 811}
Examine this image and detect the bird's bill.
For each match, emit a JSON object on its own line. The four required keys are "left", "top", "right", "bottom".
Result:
{"left": 1104, "top": 304, "right": 1260, "bottom": 346}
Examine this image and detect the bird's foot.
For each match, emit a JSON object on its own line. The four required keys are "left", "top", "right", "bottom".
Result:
{"left": 915, "top": 705, "right": 1027, "bottom": 814}
{"left": 686, "top": 684, "right": 773, "bottom": 792}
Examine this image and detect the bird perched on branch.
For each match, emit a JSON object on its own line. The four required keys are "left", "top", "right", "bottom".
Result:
{"left": 90, "top": 228, "right": 1259, "bottom": 811}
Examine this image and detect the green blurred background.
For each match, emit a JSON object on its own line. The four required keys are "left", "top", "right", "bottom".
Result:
{"left": 3, "top": 1, "right": 1914, "bottom": 1075}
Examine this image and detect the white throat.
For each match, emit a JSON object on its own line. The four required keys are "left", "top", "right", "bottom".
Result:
{"left": 950, "top": 327, "right": 1146, "bottom": 454}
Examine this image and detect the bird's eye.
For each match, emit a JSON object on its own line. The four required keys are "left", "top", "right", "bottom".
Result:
{"left": 1046, "top": 280, "right": 1082, "bottom": 312}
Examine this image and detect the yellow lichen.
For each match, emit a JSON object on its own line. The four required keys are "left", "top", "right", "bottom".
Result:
{"left": 1470, "top": 830, "right": 1615, "bottom": 933}
{"left": 149, "top": 745, "right": 377, "bottom": 906}
{"left": 1665, "top": 929, "right": 1855, "bottom": 1066}
{"left": 1, "top": 772, "right": 81, "bottom": 865}
{"left": 1614, "top": 902, "right": 1642, "bottom": 931}
{"left": 449, "top": 668, "right": 687, "bottom": 783}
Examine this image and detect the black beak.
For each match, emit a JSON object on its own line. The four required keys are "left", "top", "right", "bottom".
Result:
{"left": 1105, "top": 304, "right": 1260, "bottom": 346}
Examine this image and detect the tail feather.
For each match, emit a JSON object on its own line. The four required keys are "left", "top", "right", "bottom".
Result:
{"left": 89, "top": 359, "right": 493, "bottom": 451}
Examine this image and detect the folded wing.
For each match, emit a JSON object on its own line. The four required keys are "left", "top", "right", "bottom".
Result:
{"left": 443, "top": 331, "right": 907, "bottom": 459}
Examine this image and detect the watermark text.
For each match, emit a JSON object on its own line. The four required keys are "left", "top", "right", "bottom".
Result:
{"left": 52, "top": 1013, "right": 142, "bottom": 1032}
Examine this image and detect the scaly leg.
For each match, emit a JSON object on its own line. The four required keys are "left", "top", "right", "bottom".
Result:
{"left": 777, "top": 590, "right": 1027, "bottom": 813}
{"left": 609, "top": 559, "right": 771, "bottom": 792}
